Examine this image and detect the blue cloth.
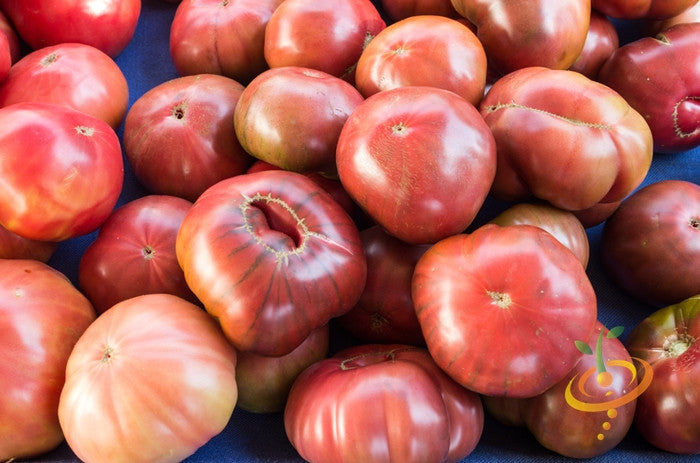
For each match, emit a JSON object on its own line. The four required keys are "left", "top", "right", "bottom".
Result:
{"left": 38, "top": 1, "right": 699, "bottom": 462}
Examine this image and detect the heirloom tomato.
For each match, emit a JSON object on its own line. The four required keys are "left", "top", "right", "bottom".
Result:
{"left": 625, "top": 295, "right": 700, "bottom": 454}
{"left": 0, "top": 0, "right": 141, "bottom": 57}
{"left": 123, "top": 73, "right": 253, "bottom": 202}
{"left": 412, "top": 224, "right": 597, "bottom": 397}
{"left": 0, "top": 102, "right": 124, "bottom": 242}
{"left": 58, "top": 294, "right": 239, "bottom": 463}
{"left": 176, "top": 170, "right": 367, "bottom": 356}
{"left": 480, "top": 67, "right": 653, "bottom": 211}
{"left": 0, "top": 260, "right": 96, "bottom": 461}
{"left": 380, "top": 0, "right": 460, "bottom": 20}
{"left": 569, "top": 10, "right": 619, "bottom": 79}
{"left": 284, "top": 344, "right": 484, "bottom": 463}
{"left": 600, "top": 180, "right": 700, "bottom": 307}
{"left": 0, "top": 225, "right": 57, "bottom": 261}
{"left": 592, "top": 0, "right": 698, "bottom": 19}
{"left": 0, "top": 43, "right": 130, "bottom": 129}
{"left": 336, "top": 85, "right": 496, "bottom": 245}
{"left": 0, "top": 9, "right": 20, "bottom": 63}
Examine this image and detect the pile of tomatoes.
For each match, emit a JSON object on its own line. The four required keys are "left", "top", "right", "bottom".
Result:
{"left": 0, "top": 1, "right": 698, "bottom": 462}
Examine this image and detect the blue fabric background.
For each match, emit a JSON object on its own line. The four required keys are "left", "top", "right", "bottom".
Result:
{"left": 32, "top": 1, "right": 699, "bottom": 462}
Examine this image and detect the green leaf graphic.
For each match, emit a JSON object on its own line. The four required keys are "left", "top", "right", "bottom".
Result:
{"left": 607, "top": 325, "right": 624, "bottom": 339}
{"left": 575, "top": 340, "right": 593, "bottom": 355}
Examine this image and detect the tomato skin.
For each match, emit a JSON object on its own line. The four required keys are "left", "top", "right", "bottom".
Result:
{"left": 592, "top": 0, "right": 698, "bottom": 19}
{"left": 169, "top": 0, "right": 284, "bottom": 84}
{"left": 0, "top": 224, "right": 57, "bottom": 262}
{"left": 380, "top": 0, "right": 460, "bottom": 20}
{"left": 284, "top": 344, "right": 484, "bottom": 463}
{"left": 58, "top": 294, "right": 238, "bottom": 463}
{"left": 569, "top": 10, "right": 619, "bottom": 79}
{"left": 123, "top": 73, "right": 253, "bottom": 202}
{"left": 600, "top": 180, "right": 700, "bottom": 307}
{"left": 450, "top": 0, "right": 590, "bottom": 74}
{"left": 0, "top": 0, "right": 141, "bottom": 57}
{"left": 176, "top": 170, "right": 367, "bottom": 356}
{"left": 412, "top": 224, "right": 598, "bottom": 398}
{"left": 0, "top": 102, "right": 124, "bottom": 242}
{"left": 480, "top": 67, "right": 653, "bottom": 211}
{"left": 0, "top": 43, "right": 130, "bottom": 129}
{"left": 0, "top": 259, "right": 96, "bottom": 461}
{"left": 354, "top": 15, "right": 487, "bottom": 106}
{"left": 78, "top": 195, "right": 198, "bottom": 314}
{"left": 336, "top": 85, "right": 496, "bottom": 245}
{"left": 624, "top": 295, "right": 700, "bottom": 454}
{"left": 598, "top": 22, "right": 700, "bottom": 154}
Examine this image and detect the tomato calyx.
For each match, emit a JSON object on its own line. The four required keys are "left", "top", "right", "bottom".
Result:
{"left": 74, "top": 125, "right": 95, "bottom": 137}
{"left": 101, "top": 346, "right": 115, "bottom": 364}
{"left": 487, "top": 290, "right": 512, "bottom": 309}
{"left": 40, "top": 52, "right": 59, "bottom": 67}
{"left": 663, "top": 333, "right": 695, "bottom": 358}
{"left": 142, "top": 245, "right": 156, "bottom": 261}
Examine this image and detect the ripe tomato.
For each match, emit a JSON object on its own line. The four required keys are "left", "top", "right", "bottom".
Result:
{"left": 625, "top": 295, "right": 700, "bottom": 454}
{"left": 0, "top": 225, "right": 57, "bottom": 261}
{"left": 0, "top": 259, "right": 96, "bottom": 461}
{"left": 569, "top": 10, "right": 620, "bottom": 79}
{"left": 123, "top": 73, "right": 253, "bottom": 202}
{"left": 78, "top": 195, "right": 198, "bottom": 314}
{"left": 412, "top": 224, "right": 598, "bottom": 397}
{"left": 0, "top": 102, "right": 124, "bottom": 242}
{"left": 176, "top": 170, "right": 367, "bottom": 356}
{"left": 336, "top": 85, "right": 496, "bottom": 245}
{"left": 592, "top": 0, "right": 698, "bottom": 19}
{"left": 380, "top": 0, "right": 460, "bottom": 21}
{"left": 0, "top": 0, "right": 141, "bottom": 57}
{"left": 284, "top": 344, "right": 484, "bottom": 463}
{"left": 354, "top": 15, "right": 487, "bottom": 106}
{"left": 480, "top": 67, "right": 653, "bottom": 211}
{"left": 0, "top": 43, "right": 130, "bottom": 129}
{"left": 58, "top": 294, "right": 238, "bottom": 463}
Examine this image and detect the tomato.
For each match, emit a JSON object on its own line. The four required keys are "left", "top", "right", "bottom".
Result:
{"left": 569, "top": 10, "right": 619, "bottom": 79}
{"left": 0, "top": 32, "right": 9, "bottom": 83}
{"left": 169, "top": 0, "right": 284, "bottom": 84}
{"left": 236, "top": 325, "right": 329, "bottom": 414}
{"left": 592, "top": 0, "right": 698, "bottom": 19}
{"left": 488, "top": 201, "right": 590, "bottom": 268}
{"left": 0, "top": 225, "right": 57, "bottom": 261}
{"left": 123, "top": 73, "right": 253, "bottom": 202}
{"left": 479, "top": 67, "right": 653, "bottom": 211}
{"left": 78, "top": 195, "right": 198, "bottom": 314}
{"left": 646, "top": 0, "right": 700, "bottom": 32}
{"left": 58, "top": 294, "right": 238, "bottom": 463}
{"left": 0, "top": 259, "right": 96, "bottom": 461}
{"left": 0, "top": 102, "right": 124, "bottom": 242}
{"left": 336, "top": 225, "right": 428, "bottom": 346}
{"left": 0, "top": 8, "right": 21, "bottom": 63}
{"left": 284, "top": 344, "right": 484, "bottom": 463}
{"left": 380, "top": 0, "right": 460, "bottom": 20}
{"left": 412, "top": 224, "right": 598, "bottom": 397}
{"left": 0, "top": 0, "right": 141, "bottom": 57}
{"left": 0, "top": 43, "right": 130, "bottom": 129}
{"left": 450, "top": 0, "right": 590, "bottom": 74}
{"left": 234, "top": 66, "right": 364, "bottom": 174}
{"left": 176, "top": 169, "right": 367, "bottom": 356}
{"left": 598, "top": 22, "right": 700, "bottom": 154}
{"left": 354, "top": 15, "right": 487, "bottom": 106}
{"left": 263, "top": 0, "right": 386, "bottom": 82}
{"left": 624, "top": 295, "right": 700, "bottom": 454}
{"left": 571, "top": 200, "right": 622, "bottom": 228}
{"left": 336, "top": 85, "right": 496, "bottom": 245}
{"left": 600, "top": 180, "right": 700, "bottom": 307}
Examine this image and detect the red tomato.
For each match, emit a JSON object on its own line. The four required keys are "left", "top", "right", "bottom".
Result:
{"left": 598, "top": 23, "right": 700, "bottom": 154}
{"left": 78, "top": 195, "right": 198, "bottom": 314}
{"left": 592, "top": 0, "right": 698, "bottom": 19}
{"left": 480, "top": 67, "right": 653, "bottom": 211}
{"left": 380, "top": 0, "right": 460, "bottom": 20}
{"left": 412, "top": 224, "right": 598, "bottom": 397}
{"left": 488, "top": 201, "right": 590, "bottom": 268}
{"left": 336, "top": 225, "right": 429, "bottom": 346}
{"left": 336, "top": 85, "right": 496, "bottom": 245}
{"left": 0, "top": 32, "right": 9, "bottom": 83}
{"left": 646, "top": 0, "right": 700, "bottom": 32}
{"left": 450, "top": 0, "right": 590, "bottom": 74}
{"left": 236, "top": 325, "right": 329, "bottom": 414}
{"left": 625, "top": 295, "right": 700, "bottom": 454}
{"left": 0, "top": 0, "right": 141, "bottom": 57}
{"left": 123, "top": 73, "right": 253, "bottom": 202}
{"left": 0, "top": 43, "right": 130, "bottom": 129}
{"left": 0, "top": 9, "right": 21, "bottom": 63}
{"left": 569, "top": 10, "right": 620, "bottom": 79}
{"left": 175, "top": 170, "right": 367, "bottom": 356}
{"left": 264, "top": 0, "right": 386, "bottom": 82}
{"left": 354, "top": 15, "right": 487, "bottom": 106}
{"left": 284, "top": 344, "right": 484, "bottom": 463}
{"left": 169, "top": 0, "right": 284, "bottom": 84}
{"left": 600, "top": 180, "right": 700, "bottom": 307}
{"left": 0, "top": 102, "right": 124, "bottom": 242}
{"left": 58, "top": 294, "right": 238, "bottom": 463}
{"left": 234, "top": 66, "right": 364, "bottom": 174}
{"left": 0, "top": 259, "right": 96, "bottom": 461}
{"left": 0, "top": 224, "right": 57, "bottom": 261}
